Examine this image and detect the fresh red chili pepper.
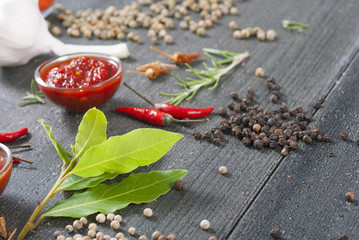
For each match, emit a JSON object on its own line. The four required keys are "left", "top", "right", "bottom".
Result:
{"left": 123, "top": 82, "right": 214, "bottom": 119}
{"left": 115, "top": 107, "right": 209, "bottom": 126}
{"left": 0, "top": 128, "right": 28, "bottom": 143}
{"left": 150, "top": 46, "right": 202, "bottom": 65}
{"left": 12, "top": 158, "right": 20, "bottom": 163}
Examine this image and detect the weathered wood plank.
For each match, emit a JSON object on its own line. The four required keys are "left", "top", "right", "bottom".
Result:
{"left": 0, "top": 0, "right": 359, "bottom": 239}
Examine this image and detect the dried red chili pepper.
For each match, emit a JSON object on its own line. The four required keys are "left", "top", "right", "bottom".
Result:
{"left": 115, "top": 107, "right": 209, "bottom": 126}
{"left": 127, "top": 68, "right": 172, "bottom": 80}
{"left": 123, "top": 82, "right": 214, "bottom": 119}
{"left": 150, "top": 46, "right": 202, "bottom": 65}
{"left": 0, "top": 128, "right": 28, "bottom": 143}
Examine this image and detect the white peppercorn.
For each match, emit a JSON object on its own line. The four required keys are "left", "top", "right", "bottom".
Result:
{"left": 52, "top": 26, "right": 61, "bottom": 36}
{"left": 65, "top": 225, "right": 73, "bottom": 233}
{"left": 255, "top": 68, "right": 265, "bottom": 77}
{"left": 88, "top": 223, "right": 97, "bottom": 231}
{"left": 57, "top": 235, "right": 66, "bottom": 240}
{"left": 139, "top": 235, "right": 148, "bottom": 240}
{"left": 266, "top": 29, "right": 276, "bottom": 41}
{"left": 103, "top": 235, "right": 111, "bottom": 240}
{"left": 196, "top": 27, "right": 206, "bottom": 36}
{"left": 233, "top": 30, "right": 241, "bottom": 39}
{"left": 73, "top": 234, "right": 82, "bottom": 240}
{"left": 65, "top": 237, "right": 73, "bottom": 240}
{"left": 219, "top": 166, "right": 227, "bottom": 174}
{"left": 114, "top": 214, "right": 122, "bottom": 222}
{"left": 152, "top": 231, "right": 161, "bottom": 240}
{"left": 158, "top": 29, "right": 167, "bottom": 38}
{"left": 228, "top": 20, "right": 238, "bottom": 30}
{"left": 143, "top": 208, "right": 153, "bottom": 217}
{"left": 151, "top": 37, "right": 158, "bottom": 44}
{"left": 179, "top": 21, "right": 188, "bottom": 29}
{"left": 110, "top": 220, "right": 120, "bottom": 230}
{"left": 96, "top": 213, "right": 106, "bottom": 223}
{"left": 73, "top": 220, "right": 83, "bottom": 230}
{"left": 167, "top": 234, "right": 176, "bottom": 240}
{"left": 241, "top": 28, "right": 250, "bottom": 38}
{"left": 88, "top": 229, "right": 96, "bottom": 238}
{"left": 80, "top": 217, "right": 88, "bottom": 225}
{"left": 200, "top": 219, "right": 210, "bottom": 229}
{"left": 55, "top": 3, "right": 64, "bottom": 11}
{"left": 96, "top": 232, "right": 104, "bottom": 239}
{"left": 107, "top": 213, "right": 115, "bottom": 221}
{"left": 128, "top": 227, "right": 136, "bottom": 235}
{"left": 256, "top": 29, "right": 266, "bottom": 41}
{"left": 54, "top": 231, "right": 62, "bottom": 238}
{"left": 229, "top": 7, "right": 238, "bottom": 15}
{"left": 115, "top": 232, "right": 125, "bottom": 239}
{"left": 82, "top": 236, "right": 91, "bottom": 240}
{"left": 164, "top": 34, "right": 174, "bottom": 44}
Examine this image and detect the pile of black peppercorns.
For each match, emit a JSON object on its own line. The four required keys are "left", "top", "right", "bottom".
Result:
{"left": 192, "top": 77, "right": 332, "bottom": 156}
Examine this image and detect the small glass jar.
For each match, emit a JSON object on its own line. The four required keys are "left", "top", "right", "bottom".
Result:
{"left": 0, "top": 143, "right": 13, "bottom": 195}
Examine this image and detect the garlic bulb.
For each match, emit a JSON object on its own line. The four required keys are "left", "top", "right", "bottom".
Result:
{"left": 0, "top": 0, "right": 130, "bottom": 67}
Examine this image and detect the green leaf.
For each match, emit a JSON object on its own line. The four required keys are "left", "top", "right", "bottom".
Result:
{"left": 73, "top": 108, "right": 107, "bottom": 158}
{"left": 59, "top": 172, "right": 118, "bottom": 191}
{"left": 71, "top": 129, "right": 183, "bottom": 177}
{"left": 38, "top": 119, "right": 72, "bottom": 165}
{"left": 44, "top": 170, "right": 187, "bottom": 217}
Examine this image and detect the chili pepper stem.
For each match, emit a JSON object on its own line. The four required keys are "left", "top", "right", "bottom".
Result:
{"left": 172, "top": 118, "right": 210, "bottom": 124}
{"left": 12, "top": 156, "right": 33, "bottom": 164}
{"left": 7, "top": 144, "right": 31, "bottom": 149}
{"left": 123, "top": 82, "right": 156, "bottom": 107}
{"left": 149, "top": 46, "right": 176, "bottom": 62}
{"left": 127, "top": 70, "right": 148, "bottom": 75}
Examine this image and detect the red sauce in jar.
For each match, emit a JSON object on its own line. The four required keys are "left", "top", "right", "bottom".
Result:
{"left": 0, "top": 155, "right": 12, "bottom": 195}
{"left": 41, "top": 56, "right": 118, "bottom": 88}
{"left": 39, "top": 0, "right": 54, "bottom": 11}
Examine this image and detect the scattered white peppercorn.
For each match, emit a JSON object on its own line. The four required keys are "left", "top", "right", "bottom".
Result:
{"left": 88, "top": 223, "right": 97, "bottom": 231}
{"left": 200, "top": 219, "right": 210, "bottom": 230}
{"left": 179, "top": 21, "right": 188, "bottom": 29}
{"left": 103, "top": 234, "right": 111, "bottom": 240}
{"left": 151, "top": 36, "right": 158, "bottom": 44}
{"left": 196, "top": 27, "right": 206, "bottom": 36}
{"left": 164, "top": 34, "right": 174, "bottom": 43}
{"left": 255, "top": 67, "right": 265, "bottom": 77}
{"left": 139, "top": 235, "right": 148, "bottom": 240}
{"left": 110, "top": 238, "right": 117, "bottom": 240}
{"left": 256, "top": 29, "right": 266, "bottom": 41}
{"left": 96, "top": 232, "right": 104, "bottom": 239}
{"left": 114, "top": 214, "right": 122, "bottom": 222}
{"left": 96, "top": 213, "right": 106, "bottom": 223}
{"left": 51, "top": 26, "right": 61, "bottom": 36}
{"left": 55, "top": 3, "right": 64, "bottom": 11}
{"left": 57, "top": 235, "right": 66, "bottom": 240}
{"left": 80, "top": 217, "right": 88, "bottom": 225}
{"left": 107, "top": 213, "right": 115, "bottom": 222}
{"left": 110, "top": 220, "right": 120, "bottom": 230}
{"left": 65, "top": 237, "right": 73, "bottom": 240}
{"left": 73, "top": 220, "right": 83, "bottom": 230}
{"left": 228, "top": 20, "right": 238, "bottom": 30}
{"left": 219, "top": 166, "right": 228, "bottom": 174}
{"left": 266, "top": 29, "right": 276, "bottom": 41}
{"left": 73, "top": 234, "right": 82, "bottom": 240}
{"left": 65, "top": 225, "right": 73, "bottom": 233}
{"left": 82, "top": 236, "right": 91, "bottom": 240}
{"left": 167, "top": 234, "right": 176, "bottom": 240}
{"left": 54, "top": 231, "right": 62, "bottom": 238}
{"left": 88, "top": 229, "right": 96, "bottom": 238}
{"left": 115, "top": 232, "right": 125, "bottom": 239}
{"left": 230, "top": 7, "right": 238, "bottom": 15}
{"left": 128, "top": 227, "right": 136, "bottom": 235}
{"left": 241, "top": 28, "right": 250, "bottom": 38}
{"left": 233, "top": 30, "right": 241, "bottom": 39}
{"left": 152, "top": 231, "right": 161, "bottom": 240}
{"left": 143, "top": 208, "right": 153, "bottom": 218}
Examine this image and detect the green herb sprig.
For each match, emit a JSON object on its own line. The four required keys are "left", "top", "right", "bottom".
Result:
{"left": 282, "top": 20, "right": 310, "bottom": 32}
{"left": 19, "top": 80, "right": 45, "bottom": 107}
{"left": 159, "top": 48, "right": 249, "bottom": 106}
{"left": 17, "top": 108, "right": 186, "bottom": 240}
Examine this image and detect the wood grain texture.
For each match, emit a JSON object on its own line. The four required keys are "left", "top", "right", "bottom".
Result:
{"left": 0, "top": 0, "right": 358, "bottom": 239}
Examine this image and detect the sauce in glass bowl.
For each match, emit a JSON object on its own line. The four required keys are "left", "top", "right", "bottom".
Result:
{"left": 0, "top": 143, "right": 13, "bottom": 195}
{"left": 34, "top": 53, "right": 123, "bottom": 113}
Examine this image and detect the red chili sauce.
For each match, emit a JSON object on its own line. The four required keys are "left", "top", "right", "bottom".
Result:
{"left": 41, "top": 56, "right": 118, "bottom": 88}
{"left": 0, "top": 154, "right": 12, "bottom": 195}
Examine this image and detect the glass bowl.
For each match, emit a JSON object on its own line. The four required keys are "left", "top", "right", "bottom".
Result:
{"left": 34, "top": 53, "right": 123, "bottom": 113}
{"left": 0, "top": 143, "right": 13, "bottom": 195}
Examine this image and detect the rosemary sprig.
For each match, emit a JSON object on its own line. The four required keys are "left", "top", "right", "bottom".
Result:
{"left": 19, "top": 80, "right": 45, "bottom": 107}
{"left": 282, "top": 20, "right": 309, "bottom": 32}
{"left": 159, "top": 49, "right": 249, "bottom": 106}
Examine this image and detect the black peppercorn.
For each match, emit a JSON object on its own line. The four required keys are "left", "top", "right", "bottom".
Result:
{"left": 192, "top": 131, "right": 201, "bottom": 140}
{"left": 267, "top": 118, "right": 276, "bottom": 126}
{"left": 289, "top": 141, "right": 298, "bottom": 150}
{"left": 253, "top": 139, "right": 264, "bottom": 149}
{"left": 231, "top": 91, "right": 239, "bottom": 100}
{"left": 234, "top": 105, "right": 241, "bottom": 113}
{"left": 303, "top": 135, "right": 312, "bottom": 144}
{"left": 204, "top": 130, "right": 212, "bottom": 141}
{"left": 214, "top": 130, "right": 224, "bottom": 139}
{"left": 174, "top": 180, "right": 184, "bottom": 191}
{"left": 304, "top": 113, "right": 313, "bottom": 122}
{"left": 242, "top": 137, "right": 251, "bottom": 146}
{"left": 269, "top": 228, "right": 281, "bottom": 238}
{"left": 228, "top": 101, "right": 235, "bottom": 110}
{"left": 357, "top": 139, "right": 359, "bottom": 146}
{"left": 278, "top": 137, "right": 287, "bottom": 147}
{"left": 316, "top": 134, "right": 323, "bottom": 141}
{"left": 323, "top": 133, "right": 331, "bottom": 142}
{"left": 337, "top": 234, "right": 349, "bottom": 240}
{"left": 282, "top": 112, "right": 290, "bottom": 120}
{"left": 213, "top": 137, "right": 221, "bottom": 146}
{"left": 290, "top": 108, "right": 298, "bottom": 116}
{"left": 262, "top": 137, "right": 270, "bottom": 147}
{"left": 218, "top": 107, "right": 227, "bottom": 116}
{"left": 314, "top": 101, "right": 321, "bottom": 109}
{"left": 340, "top": 132, "right": 349, "bottom": 140}
{"left": 269, "top": 140, "right": 278, "bottom": 149}
{"left": 345, "top": 192, "right": 354, "bottom": 202}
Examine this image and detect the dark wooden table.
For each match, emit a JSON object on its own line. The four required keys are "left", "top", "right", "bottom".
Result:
{"left": 1, "top": 0, "right": 359, "bottom": 239}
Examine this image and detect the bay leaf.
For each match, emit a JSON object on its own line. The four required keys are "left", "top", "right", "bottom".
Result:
{"left": 44, "top": 170, "right": 187, "bottom": 217}
{"left": 72, "top": 108, "right": 107, "bottom": 158}
{"left": 59, "top": 172, "right": 118, "bottom": 191}
{"left": 71, "top": 129, "right": 183, "bottom": 177}
{"left": 38, "top": 119, "right": 72, "bottom": 165}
